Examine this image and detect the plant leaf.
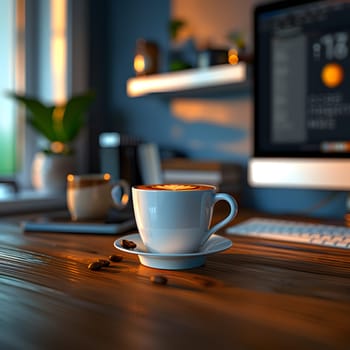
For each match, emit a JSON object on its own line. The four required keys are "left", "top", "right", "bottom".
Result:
{"left": 8, "top": 93, "right": 57, "bottom": 142}
{"left": 7, "top": 91, "right": 95, "bottom": 145}
{"left": 61, "top": 91, "right": 95, "bottom": 142}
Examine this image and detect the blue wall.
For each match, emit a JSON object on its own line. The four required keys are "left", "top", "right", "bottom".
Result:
{"left": 89, "top": 0, "right": 349, "bottom": 220}
{"left": 109, "top": 0, "right": 191, "bottom": 150}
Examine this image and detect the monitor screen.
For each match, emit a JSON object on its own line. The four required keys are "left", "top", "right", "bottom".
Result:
{"left": 249, "top": 0, "right": 350, "bottom": 190}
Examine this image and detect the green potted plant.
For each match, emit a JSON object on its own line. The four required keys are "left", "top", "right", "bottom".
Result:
{"left": 8, "top": 91, "right": 95, "bottom": 193}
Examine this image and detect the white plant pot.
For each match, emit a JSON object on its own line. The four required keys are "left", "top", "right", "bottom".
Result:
{"left": 32, "top": 151, "right": 76, "bottom": 194}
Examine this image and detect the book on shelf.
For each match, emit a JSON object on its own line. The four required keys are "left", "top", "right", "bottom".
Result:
{"left": 161, "top": 158, "right": 242, "bottom": 194}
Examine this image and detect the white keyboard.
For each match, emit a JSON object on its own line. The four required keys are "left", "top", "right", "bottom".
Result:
{"left": 226, "top": 217, "right": 350, "bottom": 249}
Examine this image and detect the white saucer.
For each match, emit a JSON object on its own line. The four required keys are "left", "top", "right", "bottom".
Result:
{"left": 113, "top": 233, "right": 232, "bottom": 270}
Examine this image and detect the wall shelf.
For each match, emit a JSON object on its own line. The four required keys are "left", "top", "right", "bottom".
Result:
{"left": 126, "top": 63, "right": 250, "bottom": 98}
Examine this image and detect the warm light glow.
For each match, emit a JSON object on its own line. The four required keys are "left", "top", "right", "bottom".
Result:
{"left": 67, "top": 174, "right": 74, "bottom": 182}
{"left": 321, "top": 62, "right": 344, "bottom": 88}
{"left": 171, "top": 98, "right": 251, "bottom": 127}
{"left": 228, "top": 48, "right": 239, "bottom": 65}
{"left": 15, "top": 0, "right": 26, "bottom": 171}
{"left": 53, "top": 105, "right": 65, "bottom": 120}
{"left": 50, "top": 141, "right": 65, "bottom": 153}
{"left": 103, "top": 173, "right": 111, "bottom": 181}
{"left": 121, "top": 193, "right": 129, "bottom": 205}
{"left": 51, "top": 0, "right": 67, "bottom": 104}
{"left": 134, "top": 54, "right": 146, "bottom": 73}
{"left": 52, "top": 105, "right": 65, "bottom": 129}
{"left": 15, "top": 0, "right": 26, "bottom": 92}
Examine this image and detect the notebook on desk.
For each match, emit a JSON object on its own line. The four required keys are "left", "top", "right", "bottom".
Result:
{"left": 0, "top": 190, "right": 66, "bottom": 215}
{"left": 21, "top": 212, "right": 136, "bottom": 235}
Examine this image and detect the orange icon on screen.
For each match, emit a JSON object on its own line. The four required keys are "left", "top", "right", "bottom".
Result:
{"left": 321, "top": 62, "right": 344, "bottom": 88}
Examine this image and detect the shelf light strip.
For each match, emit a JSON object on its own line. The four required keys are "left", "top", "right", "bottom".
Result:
{"left": 127, "top": 63, "right": 247, "bottom": 97}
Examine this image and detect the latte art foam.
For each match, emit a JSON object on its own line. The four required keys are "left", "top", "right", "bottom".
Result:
{"left": 135, "top": 184, "right": 214, "bottom": 191}
{"left": 151, "top": 184, "right": 198, "bottom": 191}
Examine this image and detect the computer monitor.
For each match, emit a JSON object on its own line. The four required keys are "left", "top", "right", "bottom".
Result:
{"left": 249, "top": 0, "right": 350, "bottom": 191}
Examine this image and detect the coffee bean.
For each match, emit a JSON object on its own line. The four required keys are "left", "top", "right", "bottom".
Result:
{"left": 88, "top": 261, "right": 102, "bottom": 271}
{"left": 109, "top": 254, "right": 123, "bottom": 262}
{"left": 122, "top": 239, "right": 137, "bottom": 249}
{"left": 98, "top": 259, "right": 110, "bottom": 267}
{"left": 150, "top": 275, "right": 168, "bottom": 285}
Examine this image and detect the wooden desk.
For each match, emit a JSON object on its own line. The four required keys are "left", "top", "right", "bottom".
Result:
{"left": 0, "top": 209, "right": 349, "bottom": 349}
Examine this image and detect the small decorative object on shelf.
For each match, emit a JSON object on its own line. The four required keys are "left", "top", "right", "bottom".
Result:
{"left": 8, "top": 91, "right": 95, "bottom": 193}
{"left": 168, "top": 18, "right": 197, "bottom": 71}
{"left": 134, "top": 39, "right": 159, "bottom": 76}
{"left": 197, "top": 48, "right": 230, "bottom": 68}
{"left": 227, "top": 30, "right": 253, "bottom": 64}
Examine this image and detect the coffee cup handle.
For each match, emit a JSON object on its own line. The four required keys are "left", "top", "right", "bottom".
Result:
{"left": 200, "top": 193, "right": 238, "bottom": 246}
{"left": 111, "top": 179, "right": 130, "bottom": 209}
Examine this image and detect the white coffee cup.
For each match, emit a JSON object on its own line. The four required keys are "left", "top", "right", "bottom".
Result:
{"left": 67, "top": 173, "right": 129, "bottom": 221}
{"left": 132, "top": 184, "right": 238, "bottom": 254}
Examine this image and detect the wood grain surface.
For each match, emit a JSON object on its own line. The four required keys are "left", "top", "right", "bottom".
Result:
{"left": 0, "top": 209, "right": 349, "bottom": 350}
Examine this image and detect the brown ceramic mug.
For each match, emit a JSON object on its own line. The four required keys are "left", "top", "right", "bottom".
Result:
{"left": 66, "top": 173, "right": 129, "bottom": 221}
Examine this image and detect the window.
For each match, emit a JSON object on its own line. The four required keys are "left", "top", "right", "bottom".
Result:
{"left": 0, "top": 0, "right": 23, "bottom": 177}
{"left": 0, "top": 0, "right": 89, "bottom": 209}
